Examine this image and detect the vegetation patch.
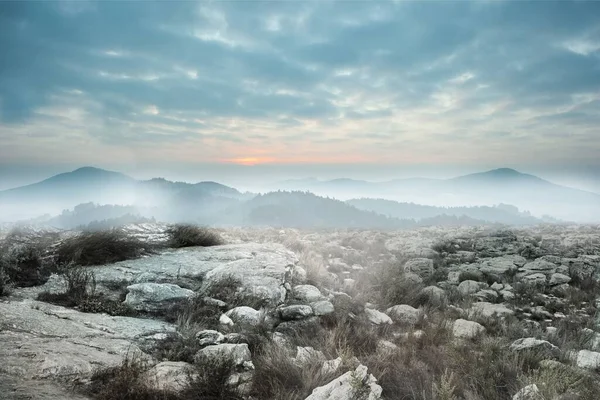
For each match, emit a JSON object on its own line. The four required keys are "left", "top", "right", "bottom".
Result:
{"left": 57, "top": 230, "right": 152, "bottom": 266}
{"left": 166, "top": 224, "right": 224, "bottom": 248}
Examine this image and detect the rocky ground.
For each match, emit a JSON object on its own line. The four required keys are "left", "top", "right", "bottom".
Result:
{"left": 1, "top": 223, "right": 600, "bottom": 399}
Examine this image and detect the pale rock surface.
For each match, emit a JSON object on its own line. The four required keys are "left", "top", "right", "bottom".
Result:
{"left": 311, "top": 300, "right": 335, "bottom": 316}
{"left": 143, "top": 361, "right": 196, "bottom": 393}
{"left": 305, "top": 365, "right": 382, "bottom": 400}
{"left": 385, "top": 304, "right": 420, "bottom": 325}
{"left": 293, "top": 285, "right": 324, "bottom": 303}
{"left": 225, "top": 306, "right": 262, "bottom": 327}
{"left": 576, "top": 350, "right": 600, "bottom": 370}
{"left": 470, "top": 302, "right": 514, "bottom": 318}
{"left": 452, "top": 319, "right": 485, "bottom": 339}
{"left": 513, "top": 384, "right": 542, "bottom": 400}
{"left": 124, "top": 283, "right": 195, "bottom": 312}
{"left": 365, "top": 308, "right": 393, "bottom": 325}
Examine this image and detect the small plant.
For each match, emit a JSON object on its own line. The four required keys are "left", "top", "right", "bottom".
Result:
{"left": 432, "top": 369, "right": 458, "bottom": 400}
{"left": 0, "top": 243, "right": 57, "bottom": 287}
{"left": 56, "top": 230, "right": 150, "bottom": 266}
{"left": 166, "top": 224, "right": 224, "bottom": 248}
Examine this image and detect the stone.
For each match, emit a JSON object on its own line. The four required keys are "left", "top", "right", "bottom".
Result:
{"left": 124, "top": 283, "right": 195, "bottom": 313}
{"left": 520, "top": 260, "right": 557, "bottom": 276}
{"left": 311, "top": 300, "right": 335, "bottom": 316}
{"left": 474, "top": 289, "right": 499, "bottom": 302}
{"left": 194, "top": 343, "right": 251, "bottom": 367}
{"left": 195, "top": 330, "right": 225, "bottom": 346}
{"left": 491, "top": 282, "right": 504, "bottom": 291}
{"left": 225, "top": 306, "right": 262, "bottom": 326}
{"left": 293, "top": 285, "right": 324, "bottom": 303}
{"left": 576, "top": 350, "right": 600, "bottom": 370}
{"left": 219, "top": 313, "right": 234, "bottom": 326}
{"left": 458, "top": 280, "right": 487, "bottom": 296}
{"left": 470, "top": 302, "right": 514, "bottom": 318}
{"left": 291, "top": 265, "right": 308, "bottom": 283}
{"left": 452, "top": 319, "right": 485, "bottom": 339}
{"left": 521, "top": 273, "right": 547, "bottom": 285}
{"left": 513, "top": 384, "right": 542, "bottom": 400}
{"left": 376, "top": 340, "right": 399, "bottom": 354}
{"left": 509, "top": 338, "right": 558, "bottom": 354}
{"left": 420, "top": 286, "right": 447, "bottom": 305}
{"left": 404, "top": 272, "right": 424, "bottom": 285}
{"left": 404, "top": 258, "right": 434, "bottom": 279}
{"left": 549, "top": 273, "right": 571, "bottom": 286}
{"left": 143, "top": 361, "right": 196, "bottom": 393}
{"left": 385, "top": 305, "right": 420, "bottom": 325}
{"left": 479, "top": 257, "right": 520, "bottom": 276}
{"left": 365, "top": 308, "right": 393, "bottom": 325}
{"left": 293, "top": 346, "right": 326, "bottom": 367}
{"left": 500, "top": 290, "right": 515, "bottom": 300}
{"left": 305, "top": 364, "right": 382, "bottom": 400}
{"left": 321, "top": 357, "right": 342, "bottom": 375}
{"left": 280, "top": 305, "right": 314, "bottom": 320}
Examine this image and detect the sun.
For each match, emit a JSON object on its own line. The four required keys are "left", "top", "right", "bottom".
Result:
{"left": 224, "top": 157, "right": 275, "bottom": 166}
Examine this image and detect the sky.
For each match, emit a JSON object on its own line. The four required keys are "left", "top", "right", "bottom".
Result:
{"left": 1, "top": 0, "right": 600, "bottom": 191}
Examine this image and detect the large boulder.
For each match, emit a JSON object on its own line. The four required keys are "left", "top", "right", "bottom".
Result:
{"left": 279, "top": 305, "right": 314, "bottom": 321}
{"left": 452, "top": 319, "right": 485, "bottom": 339}
{"left": 311, "top": 300, "right": 335, "bottom": 316}
{"left": 458, "top": 280, "right": 487, "bottom": 296}
{"left": 142, "top": 361, "right": 196, "bottom": 393}
{"left": 519, "top": 259, "right": 557, "bottom": 277}
{"left": 305, "top": 365, "right": 382, "bottom": 400}
{"left": 365, "top": 308, "right": 393, "bottom": 325}
{"left": 194, "top": 343, "right": 252, "bottom": 367}
{"left": 478, "top": 257, "right": 521, "bottom": 276}
{"left": 293, "top": 285, "right": 324, "bottom": 303}
{"left": 124, "top": 283, "right": 195, "bottom": 313}
{"left": 385, "top": 305, "right": 420, "bottom": 325}
{"left": 225, "top": 306, "right": 262, "bottom": 327}
{"left": 576, "top": 350, "right": 600, "bottom": 370}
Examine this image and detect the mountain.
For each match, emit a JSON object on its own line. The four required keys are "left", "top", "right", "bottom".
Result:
{"left": 0, "top": 167, "right": 244, "bottom": 221}
{"left": 277, "top": 168, "right": 600, "bottom": 222}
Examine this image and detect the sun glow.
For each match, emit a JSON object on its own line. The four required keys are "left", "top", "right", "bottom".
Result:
{"left": 224, "top": 157, "right": 276, "bottom": 166}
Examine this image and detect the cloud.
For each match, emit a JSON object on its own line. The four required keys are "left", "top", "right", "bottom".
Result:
{"left": 1, "top": 0, "right": 600, "bottom": 168}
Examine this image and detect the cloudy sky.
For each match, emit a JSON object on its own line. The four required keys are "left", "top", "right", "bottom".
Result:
{"left": 1, "top": 0, "right": 600, "bottom": 189}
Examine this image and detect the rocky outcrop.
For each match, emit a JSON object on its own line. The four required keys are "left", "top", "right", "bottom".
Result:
{"left": 305, "top": 365, "right": 382, "bottom": 400}
{"left": 124, "top": 283, "right": 195, "bottom": 313}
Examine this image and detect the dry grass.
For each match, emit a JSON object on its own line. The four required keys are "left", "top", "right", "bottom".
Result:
{"left": 166, "top": 224, "right": 224, "bottom": 248}
{"left": 57, "top": 230, "right": 151, "bottom": 266}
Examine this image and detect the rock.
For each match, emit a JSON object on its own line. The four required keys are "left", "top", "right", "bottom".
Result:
{"left": 143, "top": 361, "right": 196, "bottom": 393}
{"left": 479, "top": 257, "right": 520, "bottom": 276}
{"left": 225, "top": 306, "right": 262, "bottom": 326}
{"left": 293, "top": 346, "right": 326, "bottom": 367}
{"left": 305, "top": 364, "right": 382, "bottom": 400}
{"left": 293, "top": 285, "right": 324, "bottom": 303}
{"left": 509, "top": 338, "right": 558, "bottom": 354}
{"left": 491, "top": 282, "right": 504, "bottom": 291}
{"left": 513, "top": 384, "right": 542, "bottom": 400}
{"left": 276, "top": 317, "right": 321, "bottom": 336}
{"left": 520, "top": 260, "right": 557, "bottom": 276}
{"left": 311, "top": 300, "right": 335, "bottom": 316}
{"left": 385, "top": 305, "right": 420, "bottom": 325}
{"left": 219, "top": 313, "right": 234, "bottom": 326}
{"left": 470, "top": 302, "right": 514, "bottom": 318}
{"left": 364, "top": 308, "right": 393, "bottom": 325}
{"left": 291, "top": 265, "right": 308, "bottom": 283}
{"left": 280, "top": 305, "right": 314, "bottom": 320}
{"left": 203, "top": 297, "right": 227, "bottom": 308}
{"left": 328, "top": 258, "right": 350, "bottom": 272}
{"left": 521, "top": 273, "right": 547, "bottom": 285}
{"left": 343, "top": 279, "right": 356, "bottom": 291}
{"left": 404, "top": 272, "right": 424, "bottom": 285}
{"left": 194, "top": 343, "right": 251, "bottom": 367}
{"left": 500, "top": 290, "right": 515, "bottom": 300}
{"left": 321, "top": 357, "right": 342, "bottom": 375}
{"left": 420, "top": 286, "right": 447, "bottom": 305}
{"left": 549, "top": 273, "right": 571, "bottom": 286}
{"left": 124, "top": 283, "right": 195, "bottom": 313}
{"left": 0, "top": 299, "right": 174, "bottom": 381}
{"left": 474, "top": 289, "right": 499, "bottom": 302}
{"left": 458, "top": 280, "right": 487, "bottom": 296}
{"left": 404, "top": 258, "right": 434, "bottom": 279}
{"left": 452, "top": 319, "right": 485, "bottom": 339}
{"left": 576, "top": 350, "right": 600, "bottom": 369}
{"left": 195, "top": 330, "right": 225, "bottom": 346}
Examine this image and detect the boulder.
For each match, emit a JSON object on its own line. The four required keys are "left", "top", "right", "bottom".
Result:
{"left": 225, "top": 306, "right": 262, "bottom": 326}
{"left": 509, "top": 338, "right": 558, "bottom": 354}
{"left": 195, "top": 330, "right": 225, "bottom": 346}
{"left": 452, "top": 319, "right": 485, "bottom": 339}
{"left": 474, "top": 289, "right": 499, "bottom": 302}
{"left": 305, "top": 365, "right": 382, "bottom": 400}
{"left": 280, "top": 305, "right": 314, "bottom": 321}
{"left": 513, "top": 384, "right": 542, "bottom": 400}
{"left": 385, "top": 305, "right": 420, "bottom": 325}
{"left": 519, "top": 260, "right": 557, "bottom": 276}
{"left": 470, "top": 302, "right": 514, "bottom": 318}
{"left": 311, "top": 300, "right": 335, "bottom": 316}
{"left": 293, "top": 346, "right": 327, "bottom": 367}
{"left": 458, "top": 280, "right": 487, "bottom": 296}
{"left": 143, "top": 361, "right": 196, "bottom": 393}
{"left": 365, "top": 308, "right": 393, "bottom": 325}
{"left": 420, "top": 286, "right": 447, "bottom": 305}
{"left": 293, "top": 285, "right": 324, "bottom": 303}
{"left": 549, "top": 273, "right": 571, "bottom": 286}
{"left": 194, "top": 343, "right": 251, "bottom": 367}
{"left": 404, "top": 258, "right": 434, "bottom": 279}
{"left": 521, "top": 273, "right": 547, "bottom": 285}
{"left": 479, "top": 257, "right": 520, "bottom": 276}
{"left": 576, "top": 350, "right": 600, "bottom": 370}
{"left": 124, "top": 283, "right": 195, "bottom": 313}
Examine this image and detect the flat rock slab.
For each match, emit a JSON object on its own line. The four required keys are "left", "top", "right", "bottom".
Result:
{"left": 0, "top": 299, "right": 174, "bottom": 381}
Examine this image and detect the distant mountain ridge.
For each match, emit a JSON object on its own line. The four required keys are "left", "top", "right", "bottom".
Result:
{"left": 1, "top": 166, "right": 598, "bottom": 224}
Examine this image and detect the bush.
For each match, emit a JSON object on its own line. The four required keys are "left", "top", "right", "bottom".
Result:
{"left": 0, "top": 243, "right": 57, "bottom": 288}
{"left": 0, "top": 265, "right": 10, "bottom": 296}
{"left": 166, "top": 224, "right": 224, "bottom": 248}
{"left": 57, "top": 230, "right": 151, "bottom": 266}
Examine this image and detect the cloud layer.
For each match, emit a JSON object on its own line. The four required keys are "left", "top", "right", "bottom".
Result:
{"left": 1, "top": 0, "right": 600, "bottom": 168}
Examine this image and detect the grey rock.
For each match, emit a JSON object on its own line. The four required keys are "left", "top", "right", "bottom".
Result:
{"left": 420, "top": 286, "right": 447, "bottom": 305}
{"left": 385, "top": 305, "right": 420, "bottom": 325}
{"left": 124, "top": 283, "right": 195, "bottom": 313}
{"left": 195, "top": 330, "right": 225, "bottom": 346}
{"left": 513, "top": 384, "right": 542, "bottom": 400}
{"left": 549, "top": 273, "right": 571, "bottom": 285}
{"left": 521, "top": 273, "right": 547, "bottom": 285}
{"left": 458, "top": 280, "right": 487, "bottom": 296}
{"left": 452, "top": 319, "right": 485, "bottom": 339}
{"left": 404, "top": 258, "right": 434, "bottom": 279}
{"left": 509, "top": 338, "right": 558, "bottom": 354}
{"left": 474, "top": 289, "right": 499, "bottom": 302}
{"left": 194, "top": 343, "right": 251, "bottom": 367}
{"left": 293, "top": 285, "right": 324, "bottom": 303}
{"left": 470, "top": 302, "right": 514, "bottom": 318}
{"left": 365, "top": 308, "right": 393, "bottom": 325}
{"left": 280, "top": 305, "right": 314, "bottom": 320}
{"left": 305, "top": 364, "right": 382, "bottom": 400}
{"left": 576, "top": 350, "right": 600, "bottom": 369}
{"left": 143, "top": 361, "right": 196, "bottom": 393}
{"left": 311, "top": 300, "right": 335, "bottom": 316}
{"left": 479, "top": 257, "right": 520, "bottom": 276}
{"left": 225, "top": 306, "right": 262, "bottom": 327}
